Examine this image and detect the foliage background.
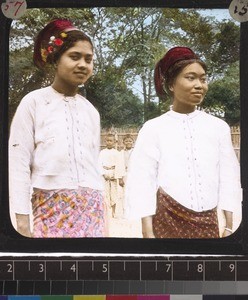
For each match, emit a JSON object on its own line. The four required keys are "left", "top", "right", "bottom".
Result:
{"left": 9, "top": 7, "right": 240, "bottom": 128}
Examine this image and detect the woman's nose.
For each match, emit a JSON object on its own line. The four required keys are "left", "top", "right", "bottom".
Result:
{"left": 78, "top": 58, "right": 87, "bottom": 68}
{"left": 194, "top": 79, "right": 204, "bottom": 88}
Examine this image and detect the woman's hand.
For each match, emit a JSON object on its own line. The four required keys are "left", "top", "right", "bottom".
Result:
{"left": 222, "top": 210, "right": 233, "bottom": 238}
{"left": 142, "top": 215, "right": 155, "bottom": 238}
{"left": 16, "top": 214, "right": 32, "bottom": 237}
{"left": 222, "top": 228, "right": 232, "bottom": 238}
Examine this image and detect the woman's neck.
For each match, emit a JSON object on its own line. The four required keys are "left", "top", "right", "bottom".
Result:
{"left": 52, "top": 82, "right": 78, "bottom": 97}
{"left": 171, "top": 103, "right": 196, "bottom": 114}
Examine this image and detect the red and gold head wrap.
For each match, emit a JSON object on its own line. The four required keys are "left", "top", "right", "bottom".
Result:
{"left": 154, "top": 46, "right": 199, "bottom": 97}
{"left": 33, "top": 19, "right": 78, "bottom": 69}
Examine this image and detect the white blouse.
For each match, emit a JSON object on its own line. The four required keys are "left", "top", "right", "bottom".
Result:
{"left": 9, "top": 86, "right": 103, "bottom": 214}
{"left": 125, "top": 109, "right": 242, "bottom": 219}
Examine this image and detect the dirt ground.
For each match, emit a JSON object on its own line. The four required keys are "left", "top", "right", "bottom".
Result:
{"left": 10, "top": 207, "right": 241, "bottom": 238}
{"left": 108, "top": 217, "right": 142, "bottom": 238}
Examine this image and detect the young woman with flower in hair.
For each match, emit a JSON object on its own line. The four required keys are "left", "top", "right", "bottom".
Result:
{"left": 9, "top": 19, "right": 107, "bottom": 238}
{"left": 125, "top": 47, "right": 242, "bottom": 239}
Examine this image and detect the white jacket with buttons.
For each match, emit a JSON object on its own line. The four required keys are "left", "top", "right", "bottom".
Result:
{"left": 9, "top": 86, "right": 104, "bottom": 214}
{"left": 125, "top": 109, "right": 242, "bottom": 219}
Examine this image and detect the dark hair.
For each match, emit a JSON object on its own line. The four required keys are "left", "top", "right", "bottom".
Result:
{"left": 154, "top": 47, "right": 207, "bottom": 99}
{"left": 123, "top": 134, "right": 134, "bottom": 141}
{"left": 163, "top": 59, "right": 207, "bottom": 97}
{"left": 46, "top": 30, "right": 93, "bottom": 66}
{"left": 106, "top": 133, "right": 115, "bottom": 139}
{"left": 33, "top": 19, "right": 93, "bottom": 69}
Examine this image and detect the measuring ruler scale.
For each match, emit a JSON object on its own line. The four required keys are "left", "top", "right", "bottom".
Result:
{"left": 0, "top": 256, "right": 247, "bottom": 295}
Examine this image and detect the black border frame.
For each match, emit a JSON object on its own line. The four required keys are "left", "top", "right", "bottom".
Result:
{"left": 0, "top": 0, "right": 247, "bottom": 255}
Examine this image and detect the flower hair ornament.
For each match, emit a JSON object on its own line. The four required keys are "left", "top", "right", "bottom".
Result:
{"left": 33, "top": 19, "right": 78, "bottom": 69}
{"left": 40, "top": 31, "right": 68, "bottom": 63}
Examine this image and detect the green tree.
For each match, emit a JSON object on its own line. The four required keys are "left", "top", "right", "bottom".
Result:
{"left": 86, "top": 70, "right": 143, "bottom": 128}
{"left": 203, "top": 62, "right": 240, "bottom": 125}
{"left": 209, "top": 21, "right": 240, "bottom": 77}
{"left": 9, "top": 7, "right": 240, "bottom": 126}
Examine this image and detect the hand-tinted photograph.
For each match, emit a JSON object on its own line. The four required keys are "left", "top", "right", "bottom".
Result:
{"left": 8, "top": 7, "right": 242, "bottom": 239}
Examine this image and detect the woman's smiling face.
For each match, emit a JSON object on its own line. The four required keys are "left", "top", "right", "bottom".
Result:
{"left": 170, "top": 62, "right": 208, "bottom": 113}
{"left": 54, "top": 40, "right": 93, "bottom": 90}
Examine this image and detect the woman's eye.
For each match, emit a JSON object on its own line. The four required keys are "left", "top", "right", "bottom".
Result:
{"left": 186, "top": 76, "right": 195, "bottom": 81}
{"left": 70, "top": 56, "right": 79, "bottom": 60}
{"left": 85, "top": 56, "right": 93, "bottom": 63}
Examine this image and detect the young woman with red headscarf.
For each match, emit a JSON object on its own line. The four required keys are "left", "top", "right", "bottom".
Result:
{"left": 9, "top": 19, "right": 107, "bottom": 238}
{"left": 125, "top": 47, "right": 242, "bottom": 239}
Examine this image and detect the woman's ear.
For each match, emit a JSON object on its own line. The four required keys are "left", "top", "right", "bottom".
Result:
{"left": 169, "top": 85, "right": 174, "bottom": 92}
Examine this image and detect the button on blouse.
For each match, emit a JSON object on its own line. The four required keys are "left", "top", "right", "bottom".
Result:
{"left": 9, "top": 86, "right": 103, "bottom": 214}
{"left": 125, "top": 110, "right": 242, "bottom": 219}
